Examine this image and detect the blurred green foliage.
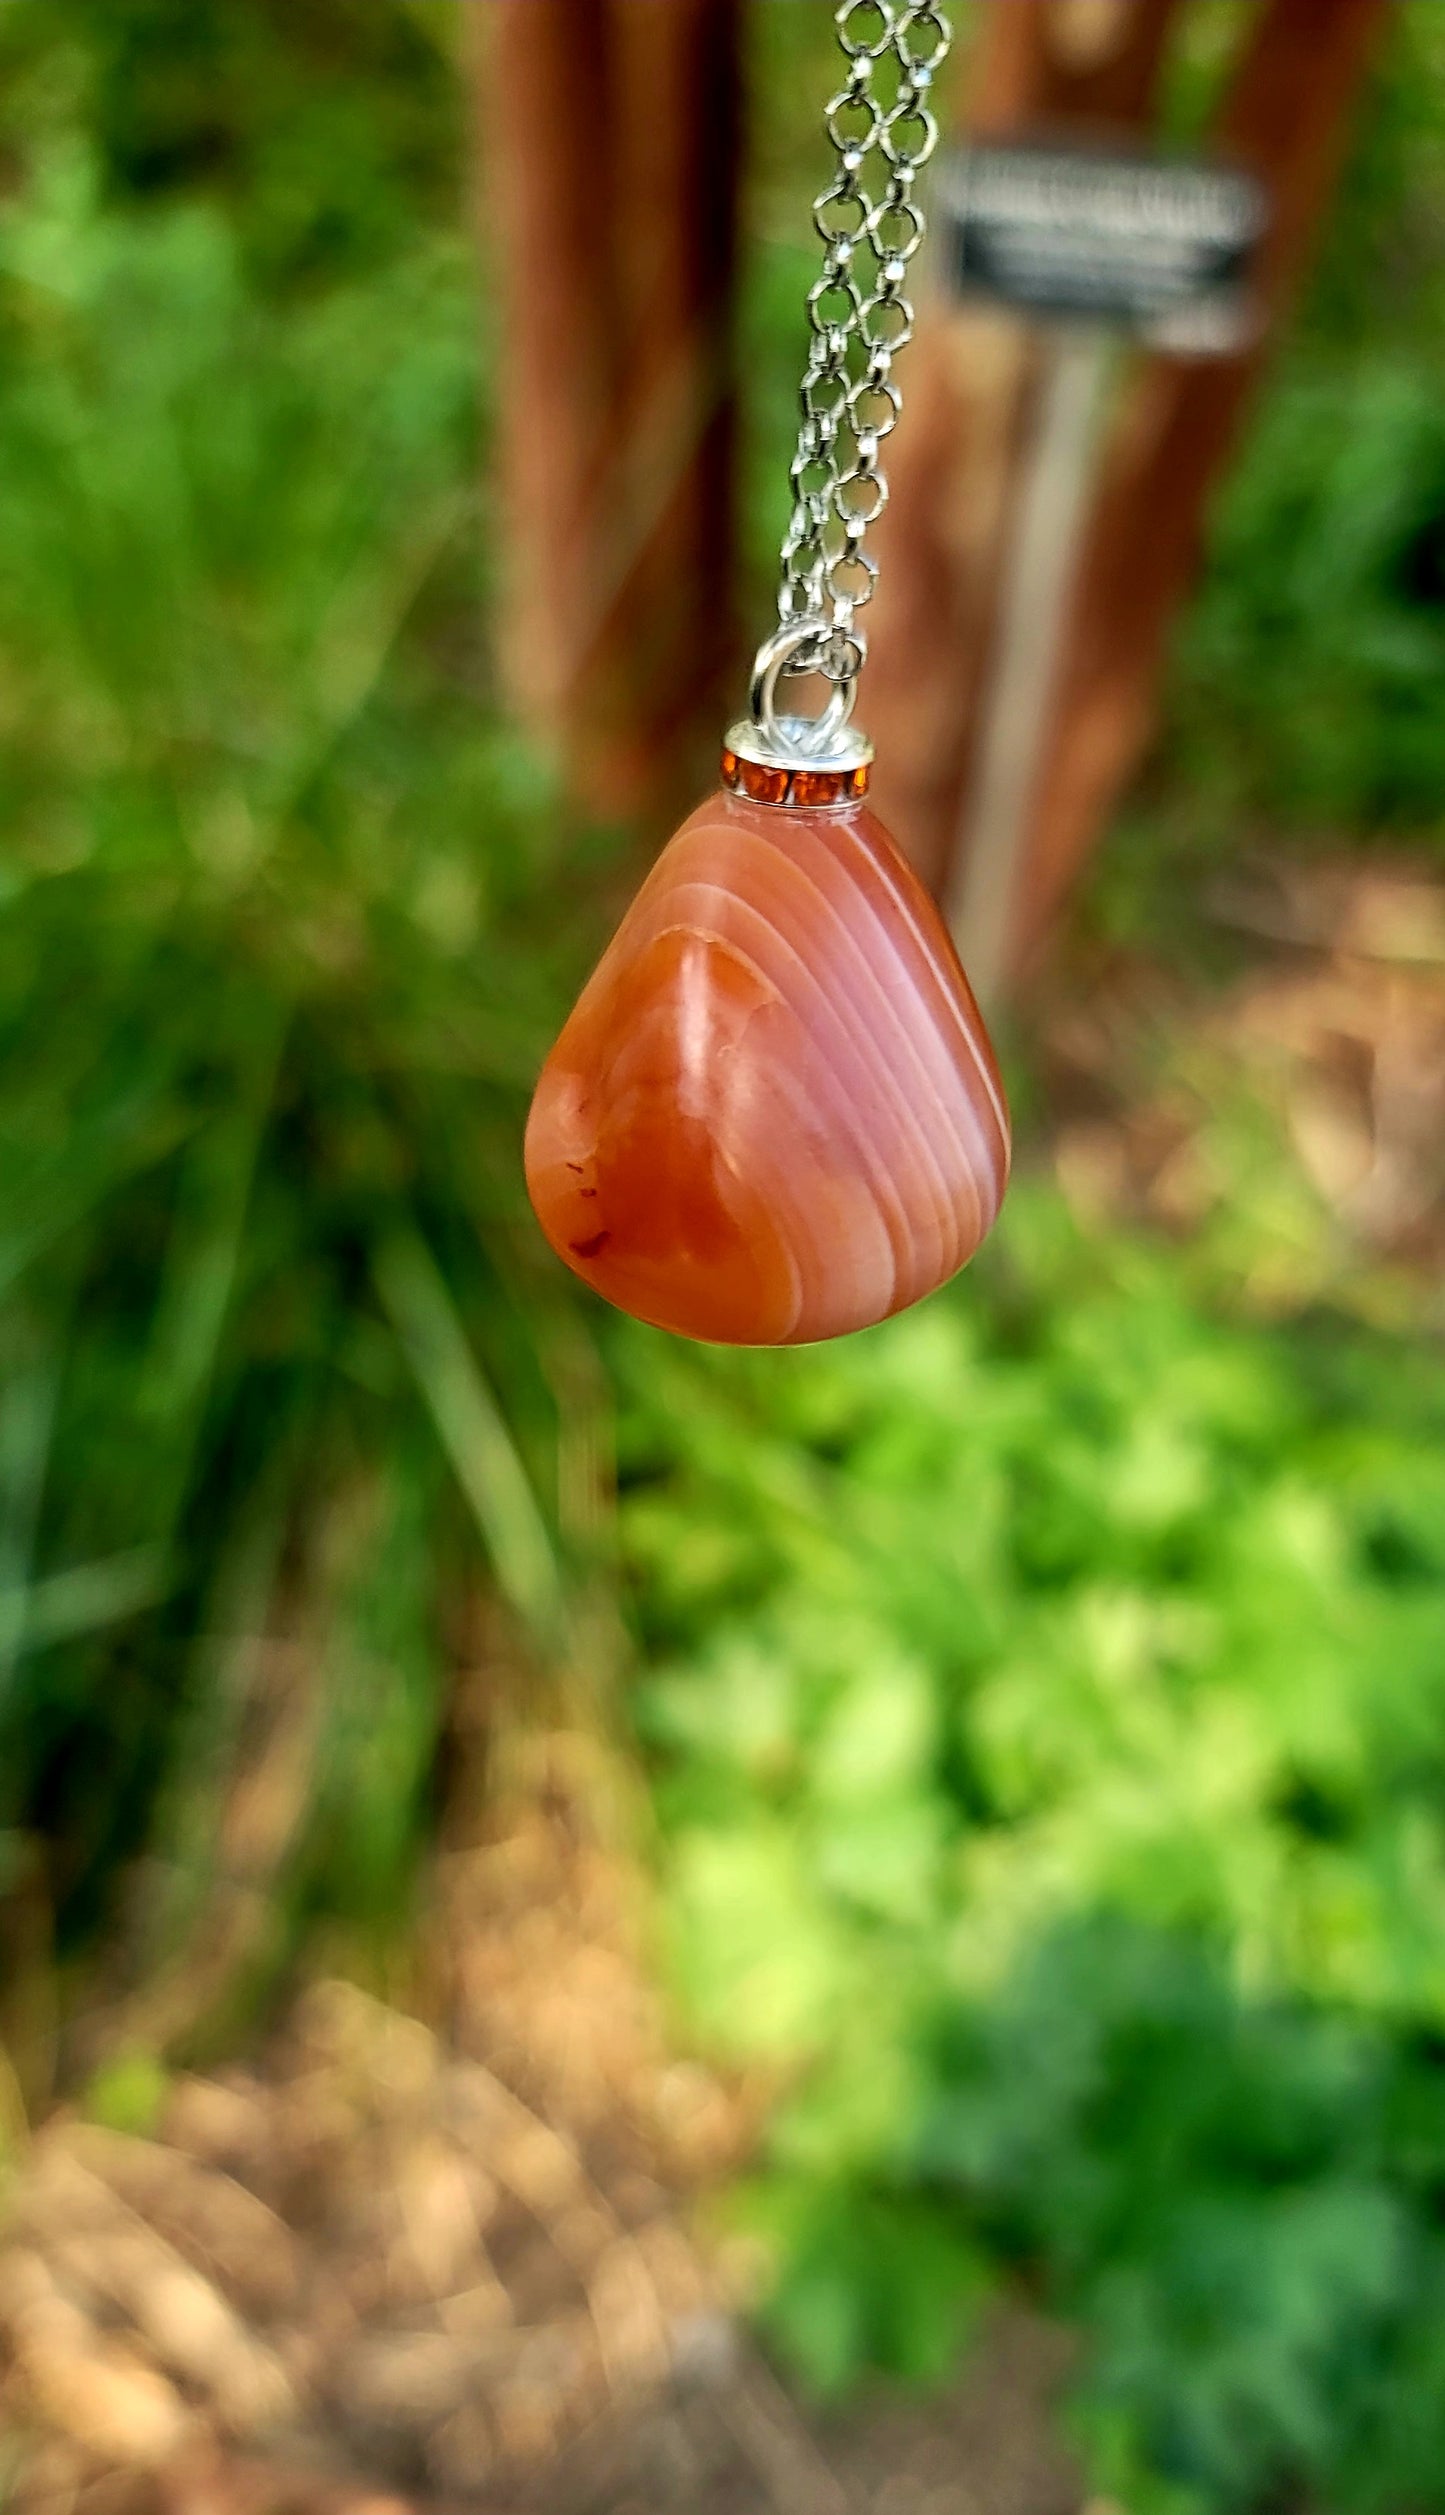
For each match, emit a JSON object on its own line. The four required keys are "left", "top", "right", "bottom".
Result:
{"left": 0, "top": 6, "right": 1443, "bottom": 2513}
{"left": 1153, "top": 5, "right": 1445, "bottom": 852}
{"left": 0, "top": 0, "right": 587, "bottom": 2006}
{"left": 10, "top": 0, "right": 460, "bottom": 287}
{"left": 617, "top": 1190, "right": 1445, "bottom": 2512}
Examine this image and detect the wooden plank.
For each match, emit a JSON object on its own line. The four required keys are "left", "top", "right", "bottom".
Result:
{"left": 473, "top": 1, "right": 741, "bottom": 823}
{"left": 603, "top": 0, "right": 741, "bottom": 814}
{"left": 474, "top": 1, "right": 615, "bottom": 736}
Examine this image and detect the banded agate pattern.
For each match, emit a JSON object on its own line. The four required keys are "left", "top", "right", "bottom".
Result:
{"left": 525, "top": 788, "right": 1010, "bottom": 1345}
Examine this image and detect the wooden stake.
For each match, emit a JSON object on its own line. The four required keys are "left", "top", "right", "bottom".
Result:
{"left": 947, "top": 328, "right": 1110, "bottom": 1009}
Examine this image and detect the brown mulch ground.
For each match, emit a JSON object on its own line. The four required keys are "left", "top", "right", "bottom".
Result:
{"left": 0, "top": 1780, "right": 1084, "bottom": 2515}
{"left": 1041, "top": 853, "right": 1445, "bottom": 1306}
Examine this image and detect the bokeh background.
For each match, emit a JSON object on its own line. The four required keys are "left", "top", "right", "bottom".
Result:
{"left": 3, "top": 5, "right": 1445, "bottom": 2512}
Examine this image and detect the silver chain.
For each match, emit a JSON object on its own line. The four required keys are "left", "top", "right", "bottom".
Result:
{"left": 775, "top": 0, "right": 952, "bottom": 694}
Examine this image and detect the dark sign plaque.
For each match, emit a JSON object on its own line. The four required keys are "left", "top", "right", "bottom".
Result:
{"left": 937, "top": 142, "right": 1269, "bottom": 351}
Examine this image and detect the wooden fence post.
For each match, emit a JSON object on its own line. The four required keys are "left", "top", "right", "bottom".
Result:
{"left": 1012, "top": 0, "right": 1393, "bottom": 973}
{"left": 473, "top": 0, "right": 741, "bottom": 827}
{"left": 863, "top": 0, "right": 1184, "bottom": 901}
{"left": 864, "top": 0, "right": 1390, "bottom": 977}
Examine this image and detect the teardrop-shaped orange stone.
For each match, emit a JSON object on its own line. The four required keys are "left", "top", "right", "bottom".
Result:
{"left": 525, "top": 788, "right": 1010, "bottom": 1344}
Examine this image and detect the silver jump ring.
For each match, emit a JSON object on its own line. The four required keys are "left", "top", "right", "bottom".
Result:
{"left": 750, "top": 622, "right": 858, "bottom": 760}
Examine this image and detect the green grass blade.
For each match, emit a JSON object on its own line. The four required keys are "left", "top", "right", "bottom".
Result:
{"left": 7, "top": 1545, "right": 167, "bottom": 1654}
{"left": 0, "top": 1336, "right": 60, "bottom": 1692}
{"left": 373, "top": 1226, "right": 563, "bottom": 1652}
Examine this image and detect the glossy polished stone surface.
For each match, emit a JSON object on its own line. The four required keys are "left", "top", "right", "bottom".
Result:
{"left": 525, "top": 788, "right": 1010, "bottom": 1344}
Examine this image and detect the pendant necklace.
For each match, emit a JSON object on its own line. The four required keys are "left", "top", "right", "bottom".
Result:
{"left": 525, "top": 0, "right": 1009, "bottom": 1346}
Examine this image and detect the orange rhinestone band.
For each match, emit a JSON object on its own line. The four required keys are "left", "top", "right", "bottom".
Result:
{"left": 721, "top": 748, "right": 871, "bottom": 808}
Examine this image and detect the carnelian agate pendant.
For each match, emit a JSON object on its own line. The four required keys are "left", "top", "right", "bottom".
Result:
{"left": 525, "top": 760, "right": 1010, "bottom": 1346}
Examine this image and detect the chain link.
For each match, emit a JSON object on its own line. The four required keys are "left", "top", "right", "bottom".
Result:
{"left": 775, "top": 0, "right": 952, "bottom": 692}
